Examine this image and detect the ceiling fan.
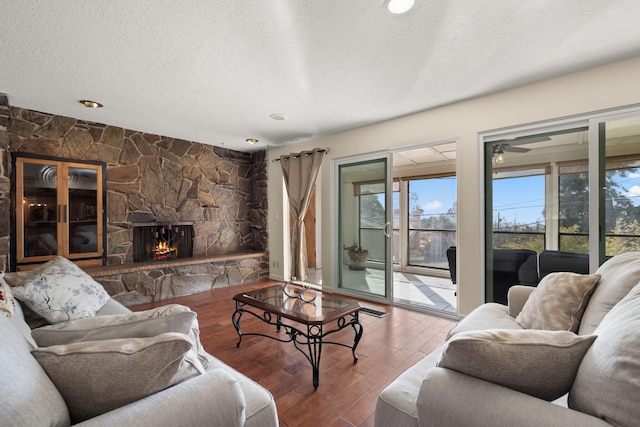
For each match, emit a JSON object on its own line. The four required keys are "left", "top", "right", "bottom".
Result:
{"left": 492, "top": 143, "right": 531, "bottom": 164}
{"left": 492, "top": 143, "right": 531, "bottom": 154}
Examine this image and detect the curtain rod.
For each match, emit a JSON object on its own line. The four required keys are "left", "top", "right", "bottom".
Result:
{"left": 272, "top": 148, "right": 330, "bottom": 162}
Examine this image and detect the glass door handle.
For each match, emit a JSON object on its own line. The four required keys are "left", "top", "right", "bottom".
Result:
{"left": 384, "top": 222, "right": 391, "bottom": 237}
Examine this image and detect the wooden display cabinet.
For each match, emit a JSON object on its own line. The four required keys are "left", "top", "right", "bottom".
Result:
{"left": 13, "top": 155, "right": 106, "bottom": 270}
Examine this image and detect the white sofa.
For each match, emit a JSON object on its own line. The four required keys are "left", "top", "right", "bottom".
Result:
{"left": 2, "top": 258, "right": 278, "bottom": 427}
{"left": 375, "top": 251, "right": 640, "bottom": 427}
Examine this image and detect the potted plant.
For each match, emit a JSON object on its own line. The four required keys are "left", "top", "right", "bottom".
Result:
{"left": 344, "top": 243, "right": 369, "bottom": 270}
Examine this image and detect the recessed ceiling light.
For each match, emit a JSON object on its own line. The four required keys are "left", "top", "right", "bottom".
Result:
{"left": 246, "top": 138, "right": 258, "bottom": 145}
{"left": 80, "top": 100, "right": 103, "bottom": 108}
{"left": 270, "top": 113, "right": 287, "bottom": 121}
{"left": 386, "top": 0, "right": 415, "bottom": 14}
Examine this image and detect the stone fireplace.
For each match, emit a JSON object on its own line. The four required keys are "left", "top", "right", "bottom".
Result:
{"left": 132, "top": 223, "right": 193, "bottom": 262}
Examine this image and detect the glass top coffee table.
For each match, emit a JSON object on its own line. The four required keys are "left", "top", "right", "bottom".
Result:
{"left": 232, "top": 283, "right": 363, "bottom": 389}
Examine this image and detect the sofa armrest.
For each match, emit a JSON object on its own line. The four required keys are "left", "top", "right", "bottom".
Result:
{"left": 417, "top": 368, "right": 610, "bottom": 427}
{"left": 507, "top": 285, "right": 536, "bottom": 317}
{"left": 75, "top": 368, "right": 246, "bottom": 427}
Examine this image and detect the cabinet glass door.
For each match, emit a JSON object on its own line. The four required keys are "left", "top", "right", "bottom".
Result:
{"left": 66, "top": 164, "right": 101, "bottom": 256}
{"left": 16, "top": 157, "right": 104, "bottom": 266}
{"left": 18, "top": 160, "right": 60, "bottom": 261}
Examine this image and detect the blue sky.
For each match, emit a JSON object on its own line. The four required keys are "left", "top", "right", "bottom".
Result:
{"left": 408, "top": 177, "right": 457, "bottom": 217}
{"left": 493, "top": 176, "right": 545, "bottom": 226}
{"left": 391, "top": 170, "right": 640, "bottom": 227}
{"left": 623, "top": 171, "right": 640, "bottom": 205}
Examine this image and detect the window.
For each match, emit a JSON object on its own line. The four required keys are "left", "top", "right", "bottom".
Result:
{"left": 603, "top": 160, "right": 640, "bottom": 255}
{"left": 558, "top": 158, "right": 640, "bottom": 255}
{"left": 355, "top": 181, "right": 386, "bottom": 262}
{"left": 407, "top": 176, "right": 456, "bottom": 269}
{"left": 493, "top": 172, "right": 546, "bottom": 253}
{"left": 558, "top": 163, "right": 589, "bottom": 253}
{"left": 484, "top": 114, "right": 640, "bottom": 303}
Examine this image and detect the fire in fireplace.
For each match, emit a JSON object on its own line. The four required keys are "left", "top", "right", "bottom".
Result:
{"left": 133, "top": 223, "right": 193, "bottom": 262}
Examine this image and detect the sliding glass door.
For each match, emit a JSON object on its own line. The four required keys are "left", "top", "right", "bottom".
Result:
{"left": 335, "top": 155, "right": 392, "bottom": 301}
{"left": 484, "top": 128, "right": 589, "bottom": 303}
{"left": 484, "top": 110, "right": 640, "bottom": 303}
{"left": 592, "top": 114, "right": 640, "bottom": 268}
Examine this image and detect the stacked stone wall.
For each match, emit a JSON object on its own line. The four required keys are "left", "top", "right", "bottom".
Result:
{"left": 0, "top": 94, "right": 268, "bottom": 303}
{"left": 0, "top": 95, "right": 10, "bottom": 272}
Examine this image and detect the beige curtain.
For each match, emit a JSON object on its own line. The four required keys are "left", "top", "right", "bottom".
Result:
{"left": 280, "top": 148, "right": 324, "bottom": 281}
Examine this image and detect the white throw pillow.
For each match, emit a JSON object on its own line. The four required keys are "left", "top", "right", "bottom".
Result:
{"left": 11, "top": 256, "right": 110, "bottom": 323}
{"left": 516, "top": 272, "right": 601, "bottom": 332}
{"left": 32, "top": 332, "right": 205, "bottom": 423}
{"left": 437, "top": 329, "right": 596, "bottom": 401}
{"left": 32, "top": 304, "right": 208, "bottom": 368}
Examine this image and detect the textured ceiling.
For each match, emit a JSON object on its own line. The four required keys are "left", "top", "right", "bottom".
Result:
{"left": 2, "top": 1, "right": 640, "bottom": 152}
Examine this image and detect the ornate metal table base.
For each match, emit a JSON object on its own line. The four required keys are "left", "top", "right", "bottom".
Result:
{"left": 232, "top": 301, "right": 363, "bottom": 389}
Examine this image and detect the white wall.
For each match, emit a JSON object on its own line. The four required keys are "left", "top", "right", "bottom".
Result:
{"left": 267, "top": 55, "right": 640, "bottom": 316}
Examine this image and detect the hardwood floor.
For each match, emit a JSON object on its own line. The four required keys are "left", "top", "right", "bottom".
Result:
{"left": 131, "top": 280, "right": 457, "bottom": 427}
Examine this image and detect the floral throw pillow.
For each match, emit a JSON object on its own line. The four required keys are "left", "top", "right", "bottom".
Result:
{"left": 0, "top": 275, "right": 15, "bottom": 318}
{"left": 12, "top": 257, "right": 110, "bottom": 323}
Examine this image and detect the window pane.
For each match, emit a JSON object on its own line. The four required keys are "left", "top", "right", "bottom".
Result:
{"left": 604, "top": 116, "right": 640, "bottom": 256}
{"left": 23, "top": 162, "right": 59, "bottom": 257}
{"left": 407, "top": 177, "right": 456, "bottom": 269}
{"left": 558, "top": 172, "right": 589, "bottom": 254}
{"left": 392, "top": 188, "right": 400, "bottom": 263}
{"left": 493, "top": 175, "right": 546, "bottom": 253}
{"left": 68, "top": 166, "right": 99, "bottom": 254}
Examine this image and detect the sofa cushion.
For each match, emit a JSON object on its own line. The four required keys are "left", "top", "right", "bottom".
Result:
{"left": 32, "top": 332, "right": 205, "bottom": 423}
{"left": 579, "top": 251, "right": 640, "bottom": 335}
{"left": 538, "top": 250, "right": 589, "bottom": 279}
{"left": 569, "top": 282, "right": 640, "bottom": 427}
{"left": 376, "top": 345, "right": 447, "bottom": 426}
{"left": 204, "top": 355, "right": 279, "bottom": 427}
{"left": 32, "top": 304, "right": 208, "bottom": 368}
{"left": 11, "top": 256, "right": 110, "bottom": 323}
{"left": 10, "top": 300, "right": 38, "bottom": 348}
{"left": 95, "top": 298, "right": 132, "bottom": 316}
{"left": 516, "top": 272, "right": 600, "bottom": 332}
{"left": 1, "top": 313, "right": 70, "bottom": 426}
{"left": 0, "top": 275, "right": 15, "bottom": 318}
{"left": 437, "top": 329, "right": 596, "bottom": 401}
{"left": 447, "top": 302, "right": 523, "bottom": 339}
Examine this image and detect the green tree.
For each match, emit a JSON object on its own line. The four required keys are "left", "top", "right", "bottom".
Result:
{"left": 607, "top": 218, "right": 640, "bottom": 256}
{"left": 559, "top": 172, "right": 589, "bottom": 233}
{"left": 360, "top": 194, "right": 385, "bottom": 227}
{"left": 559, "top": 168, "right": 640, "bottom": 254}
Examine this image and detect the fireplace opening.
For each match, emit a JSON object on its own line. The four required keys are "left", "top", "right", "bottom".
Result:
{"left": 133, "top": 223, "right": 193, "bottom": 262}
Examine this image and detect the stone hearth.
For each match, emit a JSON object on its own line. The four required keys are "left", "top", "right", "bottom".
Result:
{"left": 84, "top": 252, "right": 269, "bottom": 306}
